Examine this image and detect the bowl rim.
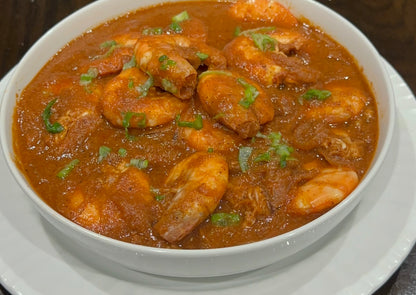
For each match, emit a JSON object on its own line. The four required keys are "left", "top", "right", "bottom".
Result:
{"left": 0, "top": 0, "right": 396, "bottom": 258}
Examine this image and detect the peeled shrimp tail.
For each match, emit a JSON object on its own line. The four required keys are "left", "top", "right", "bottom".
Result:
{"left": 289, "top": 167, "right": 359, "bottom": 215}
{"left": 154, "top": 152, "right": 229, "bottom": 243}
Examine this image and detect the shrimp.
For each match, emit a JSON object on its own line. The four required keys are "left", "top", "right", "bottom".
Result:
{"left": 177, "top": 110, "right": 239, "bottom": 152}
{"left": 101, "top": 67, "right": 187, "bottom": 128}
{"left": 197, "top": 70, "right": 274, "bottom": 138}
{"left": 134, "top": 34, "right": 226, "bottom": 100}
{"left": 80, "top": 33, "right": 141, "bottom": 77}
{"left": 154, "top": 152, "right": 229, "bottom": 243}
{"left": 289, "top": 167, "right": 359, "bottom": 215}
{"left": 304, "top": 85, "right": 368, "bottom": 123}
{"left": 229, "top": 0, "right": 298, "bottom": 27}
{"left": 68, "top": 166, "right": 155, "bottom": 238}
{"left": 223, "top": 31, "right": 318, "bottom": 87}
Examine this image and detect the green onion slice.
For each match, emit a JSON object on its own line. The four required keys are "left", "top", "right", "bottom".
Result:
{"left": 142, "top": 27, "right": 163, "bottom": 35}
{"left": 268, "top": 132, "right": 282, "bottom": 147}
{"left": 211, "top": 213, "right": 241, "bottom": 227}
{"left": 42, "top": 98, "right": 64, "bottom": 134}
{"left": 129, "top": 159, "right": 149, "bottom": 169}
{"left": 196, "top": 52, "right": 209, "bottom": 61}
{"left": 80, "top": 67, "right": 99, "bottom": 86}
{"left": 170, "top": 22, "right": 183, "bottom": 33}
{"left": 301, "top": 89, "right": 332, "bottom": 101}
{"left": 237, "top": 78, "right": 259, "bottom": 109}
{"left": 161, "top": 78, "right": 178, "bottom": 94}
{"left": 255, "top": 132, "right": 296, "bottom": 167}
{"left": 250, "top": 33, "right": 277, "bottom": 52}
{"left": 128, "top": 79, "right": 135, "bottom": 89}
{"left": 159, "top": 55, "right": 177, "bottom": 70}
{"left": 136, "top": 72, "right": 154, "bottom": 98}
{"left": 238, "top": 146, "right": 253, "bottom": 172}
{"left": 98, "top": 146, "right": 111, "bottom": 163}
{"left": 100, "top": 40, "right": 117, "bottom": 49}
{"left": 274, "top": 144, "right": 294, "bottom": 168}
{"left": 175, "top": 114, "right": 203, "bottom": 130}
{"left": 172, "top": 11, "right": 189, "bottom": 23}
{"left": 129, "top": 158, "right": 149, "bottom": 169}
{"left": 123, "top": 55, "right": 137, "bottom": 70}
{"left": 118, "top": 148, "right": 127, "bottom": 157}
{"left": 57, "top": 159, "right": 79, "bottom": 179}
{"left": 212, "top": 113, "right": 225, "bottom": 120}
{"left": 155, "top": 195, "right": 166, "bottom": 201}
{"left": 122, "top": 111, "right": 146, "bottom": 140}
{"left": 99, "top": 40, "right": 119, "bottom": 57}
{"left": 254, "top": 152, "right": 271, "bottom": 163}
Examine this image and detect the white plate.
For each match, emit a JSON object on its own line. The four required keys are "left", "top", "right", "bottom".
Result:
{"left": 0, "top": 59, "right": 415, "bottom": 295}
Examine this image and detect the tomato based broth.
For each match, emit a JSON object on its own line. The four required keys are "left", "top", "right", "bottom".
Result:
{"left": 13, "top": 0, "right": 378, "bottom": 249}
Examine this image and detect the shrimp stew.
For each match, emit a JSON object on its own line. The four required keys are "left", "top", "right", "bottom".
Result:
{"left": 13, "top": 0, "right": 378, "bottom": 248}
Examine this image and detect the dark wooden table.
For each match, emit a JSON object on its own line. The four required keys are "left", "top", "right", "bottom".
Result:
{"left": 1, "top": 0, "right": 415, "bottom": 294}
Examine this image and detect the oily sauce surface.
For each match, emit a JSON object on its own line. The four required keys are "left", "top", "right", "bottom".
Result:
{"left": 13, "top": 1, "right": 378, "bottom": 249}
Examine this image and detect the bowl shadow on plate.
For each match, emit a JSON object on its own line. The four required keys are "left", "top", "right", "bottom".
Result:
{"left": 38, "top": 123, "right": 401, "bottom": 293}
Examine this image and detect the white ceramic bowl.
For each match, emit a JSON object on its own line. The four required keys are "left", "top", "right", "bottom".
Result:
{"left": 0, "top": 0, "right": 395, "bottom": 277}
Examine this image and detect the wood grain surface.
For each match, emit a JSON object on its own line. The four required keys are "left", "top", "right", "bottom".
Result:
{"left": 0, "top": 0, "right": 415, "bottom": 294}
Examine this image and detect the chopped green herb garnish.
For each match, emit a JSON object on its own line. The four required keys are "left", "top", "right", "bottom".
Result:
{"left": 237, "top": 78, "right": 259, "bottom": 109}
{"left": 170, "top": 22, "right": 183, "bottom": 33}
{"left": 213, "top": 113, "right": 225, "bottom": 120}
{"left": 169, "top": 11, "right": 189, "bottom": 33}
{"left": 136, "top": 72, "right": 154, "bottom": 98}
{"left": 198, "top": 70, "right": 233, "bottom": 80}
{"left": 172, "top": 10, "right": 189, "bottom": 23}
{"left": 250, "top": 33, "right": 277, "bottom": 52}
{"left": 128, "top": 79, "right": 135, "bottom": 89}
{"left": 161, "top": 78, "right": 178, "bottom": 94}
{"left": 159, "top": 55, "right": 177, "bottom": 70}
{"left": 100, "top": 40, "right": 117, "bottom": 49}
{"left": 175, "top": 114, "right": 203, "bottom": 130}
{"left": 142, "top": 27, "right": 163, "bottom": 35}
{"left": 254, "top": 152, "right": 271, "bottom": 163}
{"left": 118, "top": 148, "right": 127, "bottom": 157}
{"left": 151, "top": 187, "right": 165, "bottom": 201}
{"left": 98, "top": 146, "right": 111, "bottom": 163}
{"left": 268, "top": 132, "right": 282, "bottom": 147}
{"left": 211, "top": 213, "right": 241, "bottom": 227}
{"left": 274, "top": 144, "right": 294, "bottom": 168}
{"left": 238, "top": 146, "right": 253, "bottom": 172}
{"left": 122, "top": 111, "right": 146, "bottom": 140}
{"left": 207, "top": 147, "right": 214, "bottom": 153}
{"left": 99, "top": 40, "right": 119, "bottom": 57}
{"left": 301, "top": 89, "right": 332, "bottom": 101}
{"left": 57, "top": 159, "right": 79, "bottom": 179}
{"left": 42, "top": 98, "right": 64, "bottom": 134}
{"left": 155, "top": 195, "right": 166, "bottom": 201}
{"left": 256, "top": 132, "right": 295, "bottom": 168}
{"left": 80, "top": 67, "right": 99, "bottom": 86}
{"left": 196, "top": 52, "right": 209, "bottom": 61}
{"left": 123, "top": 55, "right": 137, "bottom": 70}
{"left": 234, "top": 26, "right": 241, "bottom": 36}
{"left": 129, "top": 158, "right": 148, "bottom": 169}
